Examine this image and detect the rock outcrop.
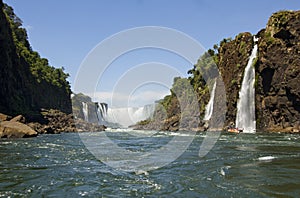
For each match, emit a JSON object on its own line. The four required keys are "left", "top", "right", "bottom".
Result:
{"left": 133, "top": 10, "right": 300, "bottom": 133}
{"left": 255, "top": 10, "right": 300, "bottom": 132}
{"left": 0, "top": 120, "right": 37, "bottom": 138}
{"left": 218, "top": 32, "right": 254, "bottom": 127}
{"left": 28, "top": 109, "right": 106, "bottom": 134}
{"left": 0, "top": 2, "right": 72, "bottom": 120}
{"left": 0, "top": 110, "right": 106, "bottom": 138}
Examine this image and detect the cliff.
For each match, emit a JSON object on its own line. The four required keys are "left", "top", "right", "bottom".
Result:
{"left": 0, "top": 2, "right": 72, "bottom": 120}
{"left": 133, "top": 10, "right": 300, "bottom": 132}
{"left": 255, "top": 10, "right": 300, "bottom": 131}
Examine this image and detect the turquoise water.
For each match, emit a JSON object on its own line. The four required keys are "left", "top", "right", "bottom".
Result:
{"left": 0, "top": 130, "right": 299, "bottom": 197}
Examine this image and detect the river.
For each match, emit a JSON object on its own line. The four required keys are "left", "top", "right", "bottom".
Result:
{"left": 0, "top": 130, "right": 299, "bottom": 197}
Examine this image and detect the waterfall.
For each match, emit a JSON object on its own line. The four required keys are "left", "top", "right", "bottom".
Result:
{"left": 203, "top": 79, "right": 217, "bottom": 120}
{"left": 99, "top": 103, "right": 108, "bottom": 117}
{"left": 104, "top": 104, "right": 155, "bottom": 127}
{"left": 235, "top": 36, "right": 258, "bottom": 133}
{"left": 95, "top": 102, "right": 108, "bottom": 125}
{"left": 82, "top": 102, "right": 89, "bottom": 122}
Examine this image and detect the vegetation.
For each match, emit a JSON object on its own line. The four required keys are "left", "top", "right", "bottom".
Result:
{"left": 264, "top": 31, "right": 276, "bottom": 45}
{"left": 136, "top": 119, "right": 151, "bottom": 126}
{"left": 3, "top": 4, "right": 71, "bottom": 94}
{"left": 152, "top": 45, "right": 220, "bottom": 122}
{"left": 270, "top": 10, "right": 292, "bottom": 28}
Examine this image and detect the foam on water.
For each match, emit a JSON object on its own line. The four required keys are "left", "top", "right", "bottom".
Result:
{"left": 258, "top": 156, "right": 276, "bottom": 161}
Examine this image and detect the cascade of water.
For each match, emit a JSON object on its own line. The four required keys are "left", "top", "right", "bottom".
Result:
{"left": 94, "top": 102, "right": 108, "bottom": 124}
{"left": 203, "top": 79, "right": 217, "bottom": 121}
{"left": 100, "top": 103, "right": 108, "bottom": 117}
{"left": 82, "top": 102, "right": 89, "bottom": 122}
{"left": 235, "top": 36, "right": 258, "bottom": 133}
{"left": 105, "top": 104, "right": 155, "bottom": 127}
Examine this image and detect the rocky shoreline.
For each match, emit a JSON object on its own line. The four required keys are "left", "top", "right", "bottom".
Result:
{"left": 0, "top": 109, "right": 106, "bottom": 138}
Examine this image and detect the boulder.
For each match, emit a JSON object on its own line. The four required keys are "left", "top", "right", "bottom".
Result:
{"left": 0, "top": 113, "right": 11, "bottom": 121}
{"left": 10, "top": 115, "right": 26, "bottom": 123}
{"left": 0, "top": 121, "right": 37, "bottom": 138}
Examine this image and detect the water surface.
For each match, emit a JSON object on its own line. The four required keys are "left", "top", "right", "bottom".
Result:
{"left": 0, "top": 130, "right": 299, "bottom": 197}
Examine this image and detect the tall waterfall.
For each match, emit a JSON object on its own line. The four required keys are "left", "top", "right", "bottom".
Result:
{"left": 104, "top": 104, "right": 155, "bottom": 127}
{"left": 203, "top": 79, "right": 217, "bottom": 121}
{"left": 82, "top": 102, "right": 89, "bottom": 122}
{"left": 235, "top": 36, "right": 258, "bottom": 133}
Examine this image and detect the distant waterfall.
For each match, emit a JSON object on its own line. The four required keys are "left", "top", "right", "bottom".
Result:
{"left": 82, "top": 102, "right": 89, "bottom": 122}
{"left": 99, "top": 103, "right": 108, "bottom": 117}
{"left": 95, "top": 102, "right": 108, "bottom": 125}
{"left": 204, "top": 79, "right": 217, "bottom": 120}
{"left": 236, "top": 36, "right": 258, "bottom": 133}
{"left": 104, "top": 104, "right": 155, "bottom": 127}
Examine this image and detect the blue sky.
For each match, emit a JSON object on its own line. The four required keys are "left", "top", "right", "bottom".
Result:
{"left": 4, "top": 0, "right": 300, "bottom": 107}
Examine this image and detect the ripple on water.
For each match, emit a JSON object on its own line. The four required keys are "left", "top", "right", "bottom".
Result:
{"left": 0, "top": 132, "right": 299, "bottom": 197}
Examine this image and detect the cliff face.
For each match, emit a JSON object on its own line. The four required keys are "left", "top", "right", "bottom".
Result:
{"left": 255, "top": 11, "right": 300, "bottom": 131}
{"left": 133, "top": 10, "right": 300, "bottom": 132}
{"left": 0, "top": 2, "right": 71, "bottom": 120}
{"left": 217, "top": 10, "right": 300, "bottom": 132}
{"left": 218, "top": 32, "right": 254, "bottom": 126}
{"left": 0, "top": 1, "right": 26, "bottom": 115}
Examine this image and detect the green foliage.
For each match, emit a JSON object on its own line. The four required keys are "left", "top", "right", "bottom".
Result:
{"left": 252, "top": 56, "right": 258, "bottom": 68}
{"left": 149, "top": 44, "right": 221, "bottom": 124}
{"left": 264, "top": 31, "right": 276, "bottom": 45}
{"left": 188, "top": 49, "right": 218, "bottom": 91}
{"left": 158, "top": 95, "right": 173, "bottom": 110}
{"left": 271, "top": 10, "right": 292, "bottom": 28}
{"left": 220, "top": 37, "right": 232, "bottom": 47}
{"left": 136, "top": 119, "right": 151, "bottom": 126}
{"left": 231, "top": 79, "right": 237, "bottom": 85}
{"left": 254, "top": 74, "right": 259, "bottom": 88}
{"left": 238, "top": 41, "right": 247, "bottom": 55}
{"left": 3, "top": 4, "right": 71, "bottom": 94}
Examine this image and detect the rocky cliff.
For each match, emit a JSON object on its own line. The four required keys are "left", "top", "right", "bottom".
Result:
{"left": 0, "top": 1, "right": 72, "bottom": 120}
{"left": 133, "top": 10, "right": 300, "bottom": 132}
{"left": 217, "top": 32, "right": 254, "bottom": 127}
{"left": 255, "top": 10, "right": 300, "bottom": 132}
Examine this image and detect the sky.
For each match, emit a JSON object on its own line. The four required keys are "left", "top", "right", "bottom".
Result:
{"left": 3, "top": 0, "right": 300, "bottom": 107}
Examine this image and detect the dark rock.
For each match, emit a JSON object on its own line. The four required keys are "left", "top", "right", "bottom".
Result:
{"left": 218, "top": 32, "right": 254, "bottom": 127}
{"left": 30, "top": 109, "right": 106, "bottom": 134}
{"left": 0, "top": 2, "right": 72, "bottom": 119}
{"left": 256, "top": 10, "right": 300, "bottom": 131}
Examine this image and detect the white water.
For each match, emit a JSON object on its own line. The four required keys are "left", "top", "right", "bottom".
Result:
{"left": 203, "top": 79, "right": 217, "bottom": 120}
{"left": 99, "top": 103, "right": 107, "bottom": 117}
{"left": 235, "top": 36, "right": 258, "bottom": 133}
{"left": 82, "top": 102, "right": 89, "bottom": 122}
{"left": 95, "top": 103, "right": 108, "bottom": 124}
{"left": 104, "top": 104, "right": 155, "bottom": 127}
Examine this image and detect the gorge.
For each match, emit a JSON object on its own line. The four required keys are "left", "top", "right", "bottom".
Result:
{"left": 0, "top": 0, "right": 299, "bottom": 136}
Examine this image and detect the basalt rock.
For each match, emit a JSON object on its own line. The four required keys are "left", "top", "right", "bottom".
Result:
{"left": 255, "top": 10, "right": 300, "bottom": 132}
{"left": 218, "top": 32, "right": 254, "bottom": 127}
